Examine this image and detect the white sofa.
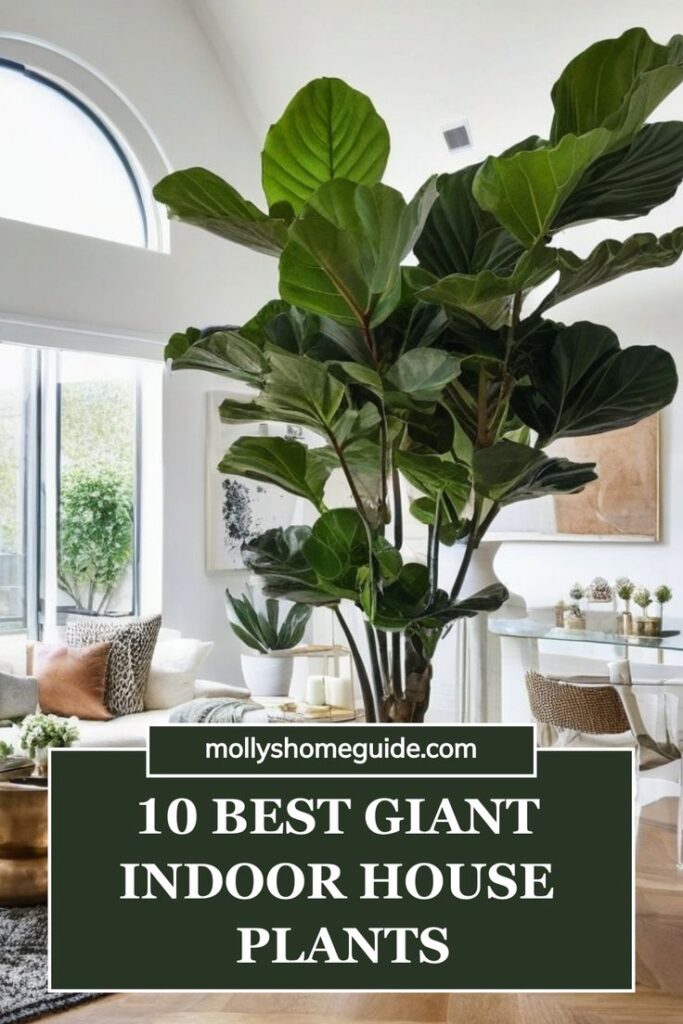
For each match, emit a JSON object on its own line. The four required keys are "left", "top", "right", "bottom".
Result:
{"left": 1, "top": 679, "right": 249, "bottom": 749}
{"left": 0, "top": 625, "right": 251, "bottom": 749}
{"left": 74, "top": 679, "right": 249, "bottom": 746}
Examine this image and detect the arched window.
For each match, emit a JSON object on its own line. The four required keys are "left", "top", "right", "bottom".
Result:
{"left": 0, "top": 60, "right": 147, "bottom": 247}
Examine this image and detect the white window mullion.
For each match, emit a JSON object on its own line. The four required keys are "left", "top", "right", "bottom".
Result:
{"left": 39, "top": 348, "right": 59, "bottom": 638}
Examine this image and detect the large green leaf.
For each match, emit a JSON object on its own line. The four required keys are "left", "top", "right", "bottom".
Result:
{"left": 555, "top": 123, "right": 683, "bottom": 229}
{"left": 511, "top": 321, "right": 678, "bottom": 445}
{"left": 242, "top": 525, "right": 335, "bottom": 604}
{"left": 263, "top": 350, "right": 346, "bottom": 431}
{"left": 218, "top": 436, "right": 336, "bottom": 510}
{"left": 396, "top": 451, "right": 470, "bottom": 515}
{"left": 415, "top": 246, "right": 559, "bottom": 328}
{"left": 333, "top": 402, "right": 382, "bottom": 446}
{"left": 370, "top": 564, "right": 508, "bottom": 631}
{"left": 473, "top": 440, "right": 597, "bottom": 505}
{"left": 385, "top": 348, "right": 461, "bottom": 401}
{"left": 473, "top": 132, "right": 610, "bottom": 247}
{"left": 262, "top": 77, "right": 390, "bottom": 213}
{"left": 216, "top": 353, "right": 347, "bottom": 435}
{"left": 219, "top": 397, "right": 273, "bottom": 425}
{"left": 279, "top": 178, "right": 438, "bottom": 327}
{"left": 408, "top": 496, "right": 467, "bottom": 546}
{"left": 243, "top": 510, "right": 391, "bottom": 606}
{"left": 414, "top": 162, "right": 524, "bottom": 278}
{"left": 539, "top": 228, "right": 683, "bottom": 312}
{"left": 302, "top": 508, "right": 368, "bottom": 584}
{"left": 153, "top": 168, "right": 288, "bottom": 256}
{"left": 550, "top": 28, "right": 683, "bottom": 150}
{"left": 334, "top": 437, "right": 386, "bottom": 527}
{"left": 165, "top": 327, "right": 268, "bottom": 385}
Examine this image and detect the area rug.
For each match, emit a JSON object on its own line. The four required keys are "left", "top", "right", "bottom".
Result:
{"left": 0, "top": 906, "right": 103, "bottom": 1023}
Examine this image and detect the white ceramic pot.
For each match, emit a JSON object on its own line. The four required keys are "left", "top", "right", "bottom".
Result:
{"left": 240, "top": 652, "right": 294, "bottom": 697}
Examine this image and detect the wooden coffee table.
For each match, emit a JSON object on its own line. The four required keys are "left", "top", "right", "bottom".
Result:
{"left": 0, "top": 777, "right": 48, "bottom": 905}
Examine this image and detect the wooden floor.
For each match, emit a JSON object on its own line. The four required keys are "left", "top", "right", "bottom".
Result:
{"left": 51, "top": 802, "right": 683, "bottom": 1024}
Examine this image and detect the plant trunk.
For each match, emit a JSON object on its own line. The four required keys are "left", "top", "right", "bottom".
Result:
{"left": 383, "top": 639, "right": 432, "bottom": 722}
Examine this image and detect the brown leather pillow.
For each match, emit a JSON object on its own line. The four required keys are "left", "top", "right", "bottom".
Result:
{"left": 33, "top": 642, "right": 114, "bottom": 721}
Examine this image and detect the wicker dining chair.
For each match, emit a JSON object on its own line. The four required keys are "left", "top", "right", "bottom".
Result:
{"left": 525, "top": 670, "right": 630, "bottom": 742}
{"left": 525, "top": 669, "right": 683, "bottom": 866}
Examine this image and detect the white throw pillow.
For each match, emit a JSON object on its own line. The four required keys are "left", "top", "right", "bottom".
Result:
{"left": 157, "top": 627, "right": 183, "bottom": 643}
{"left": 144, "top": 638, "right": 214, "bottom": 710}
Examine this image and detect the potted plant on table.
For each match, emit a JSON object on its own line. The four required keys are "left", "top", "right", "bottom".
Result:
{"left": 633, "top": 587, "right": 653, "bottom": 636}
{"left": 615, "top": 577, "right": 636, "bottom": 635}
{"left": 155, "top": 28, "right": 682, "bottom": 721}
{"left": 18, "top": 713, "right": 79, "bottom": 778}
{"left": 653, "top": 584, "right": 673, "bottom": 633}
{"left": 226, "top": 589, "right": 312, "bottom": 697}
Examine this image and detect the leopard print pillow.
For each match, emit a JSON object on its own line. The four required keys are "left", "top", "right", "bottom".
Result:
{"left": 65, "top": 615, "right": 161, "bottom": 716}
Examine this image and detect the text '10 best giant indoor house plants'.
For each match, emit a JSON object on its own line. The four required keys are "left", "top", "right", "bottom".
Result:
{"left": 155, "top": 27, "right": 682, "bottom": 722}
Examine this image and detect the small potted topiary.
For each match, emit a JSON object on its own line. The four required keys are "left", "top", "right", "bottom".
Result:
{"left": 563, "top": 585, "right": 586, "bottom": 630}
{"left": 653, "top": 585, "right": 673, "bottom": 634}
{"left": 633, "top": 587, "right": 652, "bottom": 636}
{"left": 226, "top": 588, "right": 312, "bottom": 697}
{"left": 615, "top": 577, "right": 635, "bottom": 635}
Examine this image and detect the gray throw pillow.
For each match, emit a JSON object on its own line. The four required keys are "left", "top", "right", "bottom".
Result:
{"left": 0, "top": 670, "right": 38, "bottom": 720}
{"left": 65, "top": 615, "right": 161, "bottom": 716}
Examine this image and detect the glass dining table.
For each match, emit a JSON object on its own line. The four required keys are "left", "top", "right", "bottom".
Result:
{"left": 488, "top": 612, "right": 683, "bottom": 723}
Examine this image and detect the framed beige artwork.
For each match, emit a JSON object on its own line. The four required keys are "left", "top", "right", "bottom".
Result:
{"left": 488, "top": 414, "right": 660, "bottom": 542}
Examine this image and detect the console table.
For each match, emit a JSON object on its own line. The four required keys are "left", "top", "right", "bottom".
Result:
{"left": 489, "top": 613, "right": 683, "bottom": 723}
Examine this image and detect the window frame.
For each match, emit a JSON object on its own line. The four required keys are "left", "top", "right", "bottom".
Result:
{"left": 0, "top": 345, "right": 144, "bottom": 641}
{"left": 46, "top": 349, "right": 143, "bottom": 632}
{"left": 0, "top": 56, "right": 149, "bottom": 247}
{"left": 0, "top": 33, "right": 170, "bottom": 253}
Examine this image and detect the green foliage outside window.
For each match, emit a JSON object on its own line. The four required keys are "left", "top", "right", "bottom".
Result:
{"left": 58, "top": 468, "right": 134, "bottom": 614}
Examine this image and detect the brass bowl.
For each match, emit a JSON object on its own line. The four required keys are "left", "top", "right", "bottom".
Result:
{"left": 0, "top": 780, "right": 48, "bottom": 905}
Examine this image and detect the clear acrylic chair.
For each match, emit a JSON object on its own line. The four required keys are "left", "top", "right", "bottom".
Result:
{"left": 525, "top": 670, "right": 683, "bottom": 867}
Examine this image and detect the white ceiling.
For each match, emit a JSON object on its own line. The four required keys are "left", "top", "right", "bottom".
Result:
{"left": 192, "top": 0, "right": 683, "bottom": 208}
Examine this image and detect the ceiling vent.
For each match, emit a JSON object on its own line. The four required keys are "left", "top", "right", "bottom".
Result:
{"left": 443, "top": 121, "right": 472, "bottom": 152}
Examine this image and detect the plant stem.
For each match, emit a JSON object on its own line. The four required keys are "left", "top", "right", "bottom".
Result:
{"left": 391, "top": 468, "right": 403, "bottom": 550}
{"left": 490, "top": 290, "right": 523, "bottom": 440}
{"left": 96, "top": 587, "right": 114, "bottom": 615}
{"left": 476, "top": 367, "right": 489, "bottom": 446}
{"left": 360, "top": 320, "right": 378, "bottom": 363}
{"left": 391, "top": 633, "right": 403, "bottom": 698}
{"left": 451, "top": 495, "right": 482, "bottom": 600}
{"left": 326, "top": 428, "right": 378, "bottom": 617}
{"left": 326, "top": 431, "right": 369, "bottom": 525}
{"left": 334, "top": 607, "right": 377, "bottom": 722}
{"left": 428, "top": 494, "right": 443, "bottom": 600}
{"left": 364, "top": 621, "right": 386, "bottom": 717}
{"left": 378, "top": 406, "right": 390, "bottom": 520}
{"left": 390, "top": 468, "right": 404, "bottom": 697}
{"left": 377, "top": 629, "right": 390, "bottom": 690}
{"left": 475, "top": 501, "right": 501, "bottom": 544}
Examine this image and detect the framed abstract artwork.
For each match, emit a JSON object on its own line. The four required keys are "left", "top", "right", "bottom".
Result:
{"left": 205, "top": 391, "right": 305, "bottom": 572}
{"left": 488, "top": 415, "right": 660, "bottom": 542}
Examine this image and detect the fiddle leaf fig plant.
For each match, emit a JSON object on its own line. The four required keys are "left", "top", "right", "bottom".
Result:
{"left": 155, "top": 27, "right": 681, "bottom": 723}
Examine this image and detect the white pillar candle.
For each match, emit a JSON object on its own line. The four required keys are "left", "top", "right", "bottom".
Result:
{"left": 305, "top": 675, "right": 328, "bottom": 707}
{"left": 324, "top": 675, "right": 353, "bottom": 711}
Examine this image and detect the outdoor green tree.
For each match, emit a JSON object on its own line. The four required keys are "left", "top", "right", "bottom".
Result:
{"left": 58, "top": 469, "right": 134, "bottom": 613}
{"left": 155, "top": 28, "right": 682, "bottom": 722}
